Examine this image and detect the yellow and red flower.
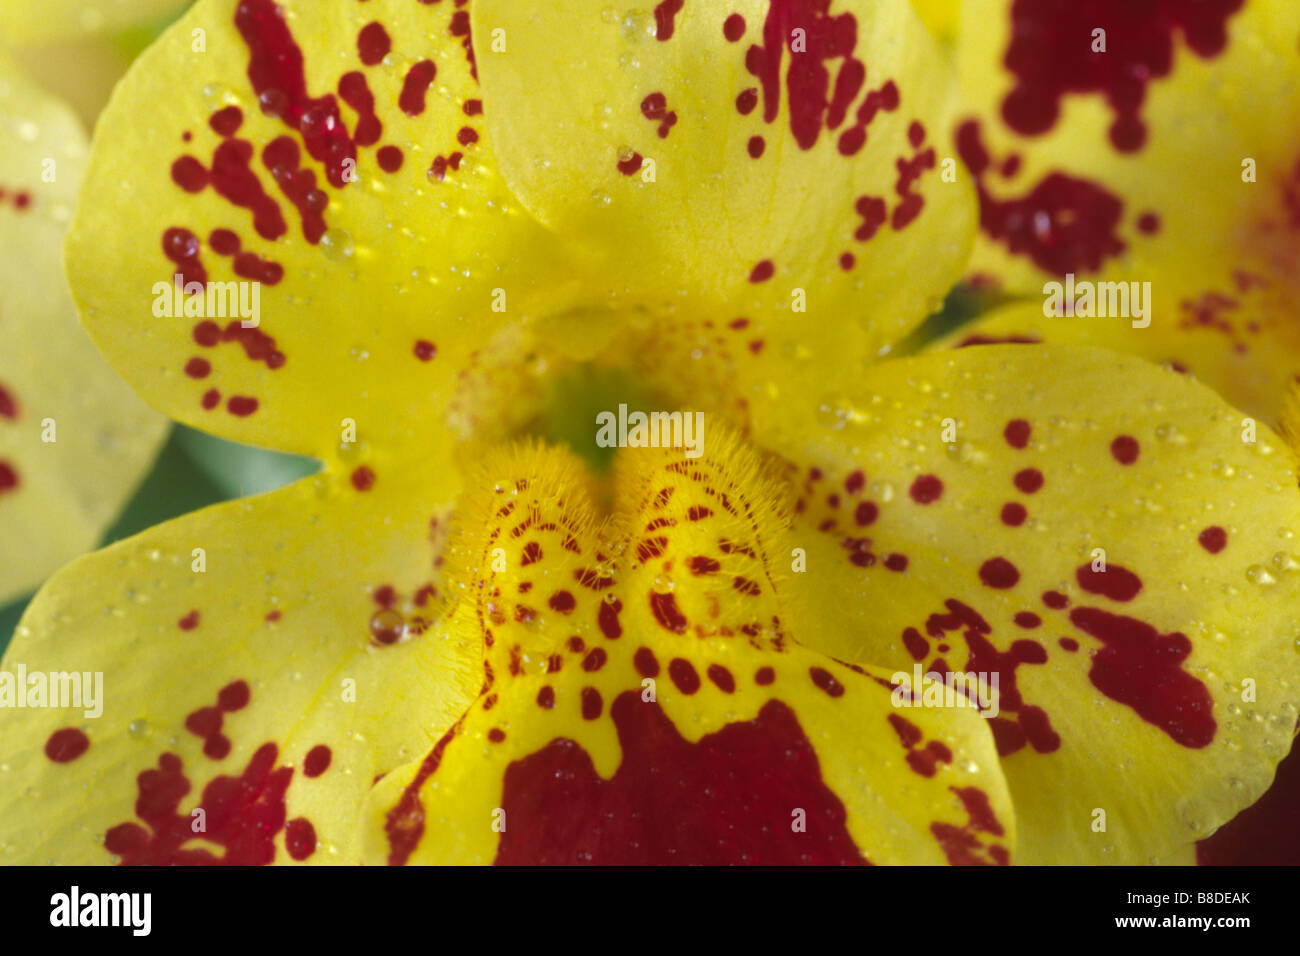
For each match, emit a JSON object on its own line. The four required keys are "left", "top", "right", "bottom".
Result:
{"left": 0, "top": 0, "right": 1297, "bottom": 866}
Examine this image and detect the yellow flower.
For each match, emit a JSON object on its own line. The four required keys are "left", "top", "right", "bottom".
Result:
{"left": 1, "top": 0, "right": 1297, "bottom": 866}
{"left": 0, "top": 51, "right": 167, "bottom": 606}
{"left": 925, "top": 0, "right": 1300, "bottom": 424}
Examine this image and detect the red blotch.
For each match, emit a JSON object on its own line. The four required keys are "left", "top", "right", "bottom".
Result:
{"left": 598, "top": 597, "right": 624, "bottom": 639}
{"left": 1198, "top": 526, "right": 1227, "bottom": 554}
{"left": 209, "top": 106, "right": 244, "bottom": 137}
{"left": 537, "top": 686, "right": 556, "bottom": 710}
{"left": 303, "top": 745, "right": 331, "bottom": 778}
{"left": 285, "top": 817, "right": 317, "bottom": 860}
{"left": 549, "top": 590, "right": 576, "bottom": 614}
{"left": 376, "top": 145, "right": 404, "bottom": 172}
{"left": 105, "top": 744, "right": 298, "bottom": 864}
{"left": 749, "top": 259, "right": 775, "bottom": 283}
{"left": 1001, "top": 502, "right": 1027, "bottom": 527}
{"left": 1070, "top": 606, "right": 1216, "bottom": 748}
{"left": 1013, "top": 468, "right": 1044, "bottom": 494}
{"left": 956, "top": 119, "right": 1126, "bottom": 275}
{"left": 1075, "top": 562, "right": 1142, "bottom": 602}
{"left": 881, "top": 553, "right": 907, "bottom": 573}
{"left": 650, "top": 592, "right": 688, "bottom": 633}
{"left": 653, "top": 0, "right": 684, "bottom": 40}
{"left": 227, "top": 396, "right": 259, "bottom": 417}
{"left": 1004, "top": 419, "right": 1031, "bottom": 449}
{"left": 494, "top": 695, "right": 867, "bottom": 864}
{"left": 1042, "top": 590, "right": 1069, "bottom": 609}
{"left": 617, "top": 150, "right": 644, "bottom": 175}
{"left": 723, "top": 13, "right": 746, "bottom": 41}
{"left": 162, "top": 227, "right": 206, "bottom": 286}
{"left": 357, "top": 21, "right": 391, "bottom": 66}
{"left": 413, "top": 339, "right": 437, "bottom": 361}
{"left": 178, "top": 609, "right": 200, "bottom": 631}
{"left": 634, "top": 646, "right": 660, "bottom": 677}
{"left": 979, "top": 557, "right": 1020, "bottom": 589}
{"left": 909, "top": 474, "right": 943, "bottom": 504}
{"left": 853, "top": 194, "right": 887, "bottom": 241}
{"left": 854, "top": 501, "right": 878, "bottom": 526}
{"left": 747, "top": 135, "right": 766, "bottom": 158}
{"left": 170, "top": 156, "right": 209, "bottom": 192}
{"left": 45, "top": 728, "right": 90, "bottom": 763}
{"left": 902, "top": 627, "right": 929, "bottom": 660}
{"left": 351, "top": 466, "right": 376, "bottom": 492}
{"left": 809, "top": 666, "right": 844, "bottom": 698}
{"left": 668, "top": 658, "right": 701, "bottom": 694}
{"left": 1137, "top": 211, "right": 1161, "bottom": 234}
{"left": 999, "top": 0, "right": 1243, "bottom": 152}
{"left": 1014, "top": 611, "right": 1041, "bottom": 629}
{"left": 209, "top": 228, "right": 240, "bottom": 255}
{"left": 398, "top": 59, "right": 437, "bottom": 116}
{"left": 1110, "top": 435, "right": 1140, "bottom": 464}
{"left": 746, "top": 0, "right": 865, "bottom": 152}
{"left": 581, "top": 687, "right": 604, "bottom": 720}
{"left": 201, "top": 389, "right": 221, "bottom": 410}
{"left": 235, "top": 2, "right": 361, "bottom": 188}
{"left": 184, "top": 357, "right": 212, "bottom": 380}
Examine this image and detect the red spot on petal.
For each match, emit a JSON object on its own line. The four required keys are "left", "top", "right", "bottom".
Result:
{"left": 303, "top": 745, "right": 332, "bottom": 778}
{"left": 1198, "top": 526, "right": 1227, "bottom": 554}
{"left": 351, "top": 466, "right": 376, "bottom": 491}
{"left": 1004, "top": 419, "right": 1031, "bottom": 449}
{"left": 1110, "top": 435, "right": 1140, "bottom": 464}
{"left": 909, "top": 474, "right": 943, "bottom": 504}
{"left": 1076, "top": 562, "right": 1142, "bottom": 602}
{"left": 45, "top": 728, "right": 89, "bottom": 763}
{"left": 357, "top": 21, "right": 391, "bottom": 66}
{"left": 979, "top": 557, "right": 1020, "bottom": 589}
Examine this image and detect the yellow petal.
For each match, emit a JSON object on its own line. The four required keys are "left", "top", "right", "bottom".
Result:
{"left": 473, "top": 0, "right": 975, "bottom": 357}
{"left": 364, "top": 435, "right": 1014, "bottom": 865}
{"left": 948, "top": 0, "right": 1300, "bottom": 421}
{"left": 0, "top": 0, "right": 187, "bottom": 44}
{"left": 0, "top": 459, "right": 479, "bottom": 864}
{"left": 933, "top": 299, "right": 1300, "bottom": 426}
{"left": 760, "top": 344, "right": 1300, "bottom": 864}
{"left": 65, "top": 0, "right": 579, "bottom": 457}
{"left": 0, "top": 55, "right": 166, "bottom": 605}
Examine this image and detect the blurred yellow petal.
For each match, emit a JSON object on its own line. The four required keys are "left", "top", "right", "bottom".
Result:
{"left": 0, "top": 55, "right": 166, "bottom": 605}
{"left": 66, "top": 0, "right": 579, "bottom": 457}
{"left": 364, "top": 436, "right": 1014, "bottom": 865}
{"left": 761, "top": 344, "right": 1300, "bottom": 864}
{"left": 0, "top": 458, "right": 478, "bottom": 864}
{"left": 473, "top": 0, "right": 974, "bottom": 360}
{"left": 948, "top": 0, "right": 1300, "bottom": 420}
{"left": 0, "top": 0, "right": 187, "bottom": 45}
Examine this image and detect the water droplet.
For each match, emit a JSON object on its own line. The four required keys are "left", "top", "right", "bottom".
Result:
{"left": 1246, "top": 564, "right": 1276, "bottom": 586}
{"left": 128, "top": 719, "right": 149, "bottom": 739}
{"left": 320, "top": 229, "right": 354, "bottom": 260}
{"left": 369, "top": 608, "right": 406, "bottom": 645}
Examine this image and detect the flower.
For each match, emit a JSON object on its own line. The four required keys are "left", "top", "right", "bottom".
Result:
{"left": 0, "top": 50, "right": 167, "bottom": 607}
{"left": 925, "top": 0, "right": 1300, "bottom": 424}
{"left": 1, "top": 0, "right": 1297, "bottom": 866}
